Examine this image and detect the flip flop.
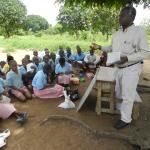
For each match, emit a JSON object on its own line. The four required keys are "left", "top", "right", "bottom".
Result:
{"left": 0, "top": 138, "right": 6, "bottom": 148}
{"left": 0, "top": 129, "right": 10, "bottom": 139}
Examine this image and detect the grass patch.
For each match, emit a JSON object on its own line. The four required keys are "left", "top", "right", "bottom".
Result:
{"left": 0, "top": 32, "right": 149, "bottom": 55}
{"left": 0, "top": 33, "right": 111, "bottom": 53}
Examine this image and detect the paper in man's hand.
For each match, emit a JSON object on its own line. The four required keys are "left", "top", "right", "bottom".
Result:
{"left": 106, "top": 52, "right": 121, "bottom": 66}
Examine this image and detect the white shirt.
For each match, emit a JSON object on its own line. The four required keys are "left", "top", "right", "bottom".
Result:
{"left": 84, "top": 53, "right": 97, "bottom": 64}
{"left": 102, "top": 25, "right": 149, "bottom": 66}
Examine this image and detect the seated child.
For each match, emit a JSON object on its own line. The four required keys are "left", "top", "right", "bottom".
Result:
{"left": 19, "top": 58, "right": 28, "bottom": 76}
{"left": 2, "top": 55, "right": 14, "bottom": 75}
{"left": 55, "top": 47, "right": 65, "bottom": 65}
{"left": 32, "top": 56, "right": 43, "bottom": 71}
{"left": 24, "top": 54, "right": 32, "bottom": 63}
{"left": 6, "top": 60, "right": 32, "bottom": 101}
{"left": 41, "top": 55, "right": 55, "bottom": 72}
{"left": 74, "top": 45, "right": 85, "bottom": 62}
{"left": 40, "top": 55, "right": 55, "bottom": 82}
{"left": 33, "top": 50, "right": 42, "bottom": 62}
{"left": 83, "top": 49, "right": 99, "bottom": 71}
{"left": 0, "top": 61, "right": 6, "bottom": 71}
{"left": 19, "top": 58, "right": 32, "bottom": 86}
{"left": 65, "top": 47, "right": 75, "bottom": 63}
{"left": 55, "top": 57, "right": 72, "bottom": 85}
{"left": 0, "top": 61, "right": 6, "bottom": 78}
{"left": 50, "top": 52, "right": 56, "bottom": 63}
{"left": 45, "top": 48, "right": 51, "bottom": 58}
{"left": 41, "top": 55, "right": 55, "bottom": 81}
{"left": 32, "top": 64, "right": 64, "bottom": 99}
{"left": 39, "top": 48, "right": 51, "bottom": 60}
{"left": 26, "top": 56, "right": 43, "bottom": 74}
{"left": 0, "top": 77, "right": 27, "bottom": 124}
{"left": 0, "top": 104, "right": 27, "bottom": 124}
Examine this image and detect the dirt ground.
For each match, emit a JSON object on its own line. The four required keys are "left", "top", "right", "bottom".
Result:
{"left": 0, "top": 50, "right": 150, "bottom": 150}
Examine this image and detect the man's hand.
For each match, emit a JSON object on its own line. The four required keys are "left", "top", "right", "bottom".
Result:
{"left": 91, "top": 43, "right": 101, "bottom": 50}
{"left": 119, "top": 56, "right": 128, "bottom": 64}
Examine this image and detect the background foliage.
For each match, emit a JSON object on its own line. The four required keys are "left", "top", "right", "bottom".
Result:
{"left": 0, "top": 0, "right": 27, "bottom": 38}
{"left": 0, "top": 0, "right": 149, "bottom": 54}
{"left": 56, "top": 0, "right": 150, "bottom": 8}
{"left": 23, "top": 15, "right": 49, "bottom": 32}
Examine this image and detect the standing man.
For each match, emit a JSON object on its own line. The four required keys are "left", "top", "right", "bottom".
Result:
{"left": 92, "top": 6, "right": 149, "bottom": 129}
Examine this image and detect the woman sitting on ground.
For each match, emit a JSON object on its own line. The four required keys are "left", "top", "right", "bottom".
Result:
{"left": 32, "top": 64, "right": 64, "bottom": 99}
{"left": 55, "top": 57, "right": 73, "bottom": 86}
{"left": 6, "top": 60, "right": 32, "bottom": 102}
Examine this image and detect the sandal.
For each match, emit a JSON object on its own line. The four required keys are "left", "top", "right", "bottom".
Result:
{"left": 0, "top": 129, "right": 10, "bottom": 138}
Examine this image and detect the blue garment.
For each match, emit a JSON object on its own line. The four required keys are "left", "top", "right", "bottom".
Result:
{"left": 0, "top": 78, "right": 4, "bottom": 94}
{"left": 74, "top": 53, "right": 85, "bottom": 61}
{"left": 55, "top": 57, "right": 60, "bottom": 65}
{"left": 32, "top": 70, "right": 47, "bottom": 90}
{"left": 39, "top": 62, "right": 45, "bottom": 70}
{"left": 34, "top": 63, "right": 43, "bottom": 72}
{"left": 18, "top": 66, "right": 27, "bottom": 75}
{"left": 40, "top": 59, "right": 55, "bottom": 71}
{"left": 6, "top": 70, "right": 23, "bottom": 89}
{"left": 55, "top": 62, "right": 72, "bottom": 74}
{"left": 65, "top": 53, "right": 75, "bottom": 61}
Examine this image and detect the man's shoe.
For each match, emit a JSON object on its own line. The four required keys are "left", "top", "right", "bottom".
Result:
{"left": 115, "top": 120, "right": 129, "bottom": 129}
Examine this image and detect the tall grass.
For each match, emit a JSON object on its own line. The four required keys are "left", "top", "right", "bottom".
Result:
{"left": 0, "top": 33, "right": 111, "bottom": 52}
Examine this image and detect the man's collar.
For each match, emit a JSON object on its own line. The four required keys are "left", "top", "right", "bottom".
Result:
{"left": 120, "top": 24, "right": 135, "bottom": 32}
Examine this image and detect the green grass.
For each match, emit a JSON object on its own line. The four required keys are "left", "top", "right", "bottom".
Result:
{"left": 0, "top": 32, "right": 149, "bottom": 54}
{"left": 0, "top": 33, "right": 111, "bottom": 52}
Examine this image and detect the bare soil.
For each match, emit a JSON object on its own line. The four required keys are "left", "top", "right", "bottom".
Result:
{"left": 0, "top": 50, "right": 150, "bottom": 150}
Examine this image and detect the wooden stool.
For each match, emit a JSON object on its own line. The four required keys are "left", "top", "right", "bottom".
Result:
{"left": 95, "top": 81, "right": 115, "bottom": 115}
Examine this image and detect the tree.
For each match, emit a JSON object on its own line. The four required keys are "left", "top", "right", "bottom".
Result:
{"left": 56, "top": 0, "right": 150, "bottom": 8}
{"left": 140, "top": 19, "right": 150, "bottom": 34}
{"left": 57, "top": 4, "right": 119, "bottom": 40}
{"left": 91, "top": 7, "right": 119, "bottom": 40}
{"left": 0, "top": 0, "right": 27, "bottom": 38}
{"left": 57, "top": 5, "right": 90, "bottom": 38}
{"left": 23, "top": 15, "right": 49, "bottom": 32}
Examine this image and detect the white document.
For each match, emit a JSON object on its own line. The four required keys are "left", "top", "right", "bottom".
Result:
{"left": 106, "top": 52, "right": 121, "bottom": 66}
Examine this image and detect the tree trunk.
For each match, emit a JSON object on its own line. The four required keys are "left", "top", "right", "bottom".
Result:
{"left": 4, "top": 28, "right": 11, "bottom": 38}
{"left": 106, "top": 32, "right": 109, "bottom": 41}
{"left": 75, "top": 30, "right": 79, "bottom": 39}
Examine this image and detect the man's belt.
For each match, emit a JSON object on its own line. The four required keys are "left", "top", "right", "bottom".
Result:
{"left": 118, "top": 61, "right": 143, "bottom": 69}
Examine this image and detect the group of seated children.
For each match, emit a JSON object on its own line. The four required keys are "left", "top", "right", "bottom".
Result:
{"left": 0, "top": 45, "right": 100, "bottom": 123}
